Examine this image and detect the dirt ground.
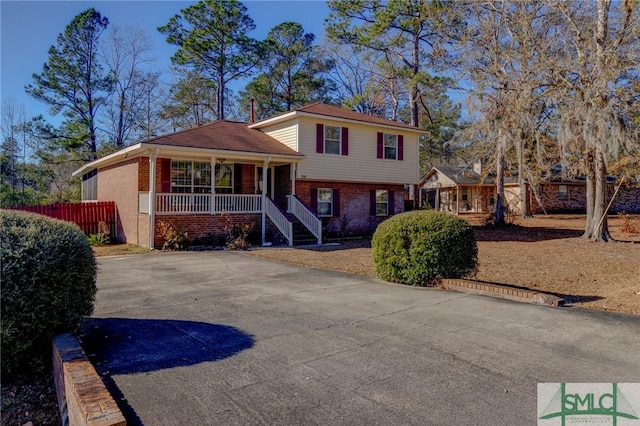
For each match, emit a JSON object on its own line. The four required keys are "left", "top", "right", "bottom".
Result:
{"left": 248, "top": 214, "right": 640, "bottom": 315}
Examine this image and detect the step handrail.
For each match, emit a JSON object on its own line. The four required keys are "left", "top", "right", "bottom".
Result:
{"left": 265, "top": 196, "right": 293, "bottom": 246}
{"left": 287, "top": 195, "right": 322, "bottom": 244}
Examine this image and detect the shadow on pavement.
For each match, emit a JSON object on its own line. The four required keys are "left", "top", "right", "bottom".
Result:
{"left": 80, "top": 318, "right": 254, "bottom": 374}
{"left": 79, "top": 318, "right": 254, "bottom": 425}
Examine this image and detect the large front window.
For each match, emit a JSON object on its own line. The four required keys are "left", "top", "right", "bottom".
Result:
{"left": 171, "top": 160, "right": 232, "bottom": 193}
{"left": 317, "top": 188, "right": 333, "bottom": 217}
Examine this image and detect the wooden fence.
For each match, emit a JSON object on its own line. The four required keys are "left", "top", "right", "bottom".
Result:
{"left": 10, "top": 201, "right": 116, "bottom": 236}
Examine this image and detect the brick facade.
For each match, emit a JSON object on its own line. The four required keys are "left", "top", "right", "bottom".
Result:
{"left": 155, "top": 213, "right": 261, "bottom": 247}
{"left": 612, "top": 187, "right": 640, "bottom": 213}
{"left": 98, "top": 158, "right": 140, "bottom": 244}
{"left": 98, "top": 156, "right": 412, "bottom": 247}
{"left": 295, "top": 180, "right": 405, "bottom": 236}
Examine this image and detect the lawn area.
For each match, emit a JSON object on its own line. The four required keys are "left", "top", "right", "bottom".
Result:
{"left": 248, "top": 214, "right": 640, "bottom": 315}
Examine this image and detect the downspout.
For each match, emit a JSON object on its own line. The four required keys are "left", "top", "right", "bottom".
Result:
{"left": 148, "top": 148, "right": 159, "bottom": 249}
{"left": 261, "top": 155, "right": 271, "bottom": 246}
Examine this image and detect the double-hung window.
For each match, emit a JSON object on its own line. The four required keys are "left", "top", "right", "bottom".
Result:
{"left": 559, "top": 185, "right": 568, "bottom": 201}
{"left": 376, "top": 190, "right": 389, "bottom": 216}
{"left": 317, "top": 188, "right": 333, "bottom": 217}
{"left": 377, "top": 132, "right": 403, "bottom": 160}
{"left": 324, "top": 125, "right": 341, "bottom": 155}
{"left": 384, "top": 134, "right": 397, "bottom": 160}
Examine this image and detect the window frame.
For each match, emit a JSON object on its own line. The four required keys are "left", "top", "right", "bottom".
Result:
{"left": 383, "top": 133, "right": 397, "bottom": 160}
{"left": 171, "top": 160, "right": 233, "bottom": 194}
{"left": 317, "top": 188, "right": 333, "bottom": 217}
{"left": 558, "top": 184, "right": 568, "bottom": 201}
{"left": 324, "top": 125, "right": 341, "bottom": 155}
{"left": 375, "top": 190, "right": 389, "bottom": 216}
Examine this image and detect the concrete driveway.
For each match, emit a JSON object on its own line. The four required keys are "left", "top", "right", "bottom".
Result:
{"left": 85, "top": 251, "right": 640, "bottom": 425}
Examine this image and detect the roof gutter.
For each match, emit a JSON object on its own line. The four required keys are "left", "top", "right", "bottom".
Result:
{"left": 250, "top": 111, "right": 426, "bottom": 134}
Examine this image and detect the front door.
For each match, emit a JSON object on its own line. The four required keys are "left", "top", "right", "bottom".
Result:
{"left": 256, "top": 166, "right": 273, "bottom": 197}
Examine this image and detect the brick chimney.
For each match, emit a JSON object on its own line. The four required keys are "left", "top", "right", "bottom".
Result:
{"left": 249, "top": 98, "right": 255, "bottom": 124}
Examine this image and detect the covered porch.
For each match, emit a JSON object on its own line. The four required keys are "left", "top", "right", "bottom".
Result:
{"left": 139, "top": 150, "right": 321, "bottom": 248}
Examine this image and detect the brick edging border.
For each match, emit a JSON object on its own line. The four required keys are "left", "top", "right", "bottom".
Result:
{"left": 438, "top": 278, "right": 565, "bottom": 307}
{"left": 52, "top": 333, "right": 126, "bottom": 426}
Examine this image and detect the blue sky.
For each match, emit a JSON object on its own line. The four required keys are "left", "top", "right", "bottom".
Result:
{"left": 0, "top": 1, "right": 330, "bottom": 122}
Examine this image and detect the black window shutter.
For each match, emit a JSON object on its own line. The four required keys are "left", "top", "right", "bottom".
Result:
{"left": 389, "top": 190, "right": 395, "bottom": 214}
{"left": 310, "top": 188, "right": 318, "bottom": 213}
{"left": 234, "top": 163, "right": 242, "bottom": 193}
{"left": 333, "top": 189, "right": 340, "bottom": 217}
{"left": 398, "top": 135, "right": 404, "bottom": 161}
{"left": 316, "top": 124, "right": 324, "bottom": 153}
{"left": 341, "top": 127, "right": 349, "bottom": 156}
{"left": 160, "top": 158, "right": 171, "bottom": 193}
{"left": 370, "top": 190, "right": 376, "bottom": 215}
{"left": 377, "top": 132, "right": 383, "bottom": 158}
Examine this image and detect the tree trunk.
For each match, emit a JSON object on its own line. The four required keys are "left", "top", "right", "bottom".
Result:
{"left": 217, "top": 68, "right": 225, "bottom": 121}
{"left": 495, "top": 140, "right": 505, "bottom": 224}
{"left": 410, "top": 32, "right": 420, "bottom": 127}
{"left": 582, "top": 147, "right": 611, "bottom": 241}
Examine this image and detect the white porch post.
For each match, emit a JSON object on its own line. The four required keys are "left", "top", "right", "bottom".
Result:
{"left": 261, "top": 156, "right": 271, "bottom": 245}
{"left": 435, "top": 187, "right": 440, "bottom": 211}
{"left": 148, "top": 148, "right": 159, "bottom": 249}
{"left": 456, "top": 185, "right": 460, "bottom": 214}
{"left": 210, "top": 156, "right": 216, "bottom": 214}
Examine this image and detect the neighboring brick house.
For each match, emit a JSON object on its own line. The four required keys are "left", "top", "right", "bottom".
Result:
{"left": 419, "top": 163, "right": 634, "bottom": 215}
{"left": 73, "top": 103, "right": 424, "bottom": 247}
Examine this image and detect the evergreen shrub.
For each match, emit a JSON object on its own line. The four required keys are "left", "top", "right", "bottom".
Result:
{"left": 372, "top": 210, "right": 478, "bottom": 286}
{"left": 1, "top": 210, "right": 97, "bottom": 376}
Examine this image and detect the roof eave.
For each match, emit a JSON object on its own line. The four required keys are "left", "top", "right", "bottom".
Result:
{"left": 72, "top": 142, "right": 304, "bottom": 176}
{"left": 251, "top": 110, "right": 426, "bottom": 134}
{"left": 72, "top": 143, "right": 144, "bottom": 176}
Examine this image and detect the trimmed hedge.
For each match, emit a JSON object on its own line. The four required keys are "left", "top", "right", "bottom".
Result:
{"left": 1, "top": 210, "right": 97, "bottom": 376}
{"left": 372, "top": 210, "right": 478, "bottom": 286}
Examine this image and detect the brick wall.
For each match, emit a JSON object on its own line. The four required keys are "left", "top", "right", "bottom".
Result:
{"left": 295, "top": 180, "right": 405, "bottom": 236}
{"left": 154, "top": 213, "right": 261, "bottom": 247}
{"left": 239, "top": 164, "right": 256, "bottom": 194}
{"left": 52, "top": 334, "right": 125, "bottom": 426}
{"left": 611, "top": 187, "right": 640, "bottom": 213}
{"left": 98, "top": 158, "right": 140, "bottom": 243}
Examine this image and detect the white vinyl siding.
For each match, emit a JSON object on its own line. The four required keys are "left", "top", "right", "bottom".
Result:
{"left": 260, "top": 119, "right": 299, "bottom": 151}
{"left": 295, "top": 117, "right": 419, "bottom": 184}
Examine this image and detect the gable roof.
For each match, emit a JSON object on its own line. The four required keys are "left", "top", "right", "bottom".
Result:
{"left": 250, "top": 102, "right": 424, "bottom": 133}
{"left": 419, "top": 165, "right": 517, "bottom": 187}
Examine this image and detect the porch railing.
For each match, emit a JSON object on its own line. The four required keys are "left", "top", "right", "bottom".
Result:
{"left": 288, "top": 195, "right": 322, "bottom": 244}
{"left": 265, "top": 196, "right": 293, "bottom": 246}
{"left": 154, "top": 193, "right": 262, "bottom": 215}
{"left": 213, "top": 194, "right": 262, "bottom": 213}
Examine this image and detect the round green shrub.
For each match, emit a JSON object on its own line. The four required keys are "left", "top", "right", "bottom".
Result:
{"left": 372, "top": 210, "right": 478, "bottom": 286}
{"left": 1, "top": 210, "right": 97, "bottom": 376}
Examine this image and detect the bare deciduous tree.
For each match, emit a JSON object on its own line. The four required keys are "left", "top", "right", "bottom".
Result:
{"left": 101, "top": 24, "right": 157, "bottom": 147}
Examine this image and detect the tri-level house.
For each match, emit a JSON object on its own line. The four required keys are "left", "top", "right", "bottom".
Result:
{"left": 73, "top": 103, "right": 424, "bottom": 248}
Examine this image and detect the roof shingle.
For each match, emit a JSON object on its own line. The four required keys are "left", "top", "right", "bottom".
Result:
{"left": 143, "top": 120, "right": 302, "bottom": 156}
